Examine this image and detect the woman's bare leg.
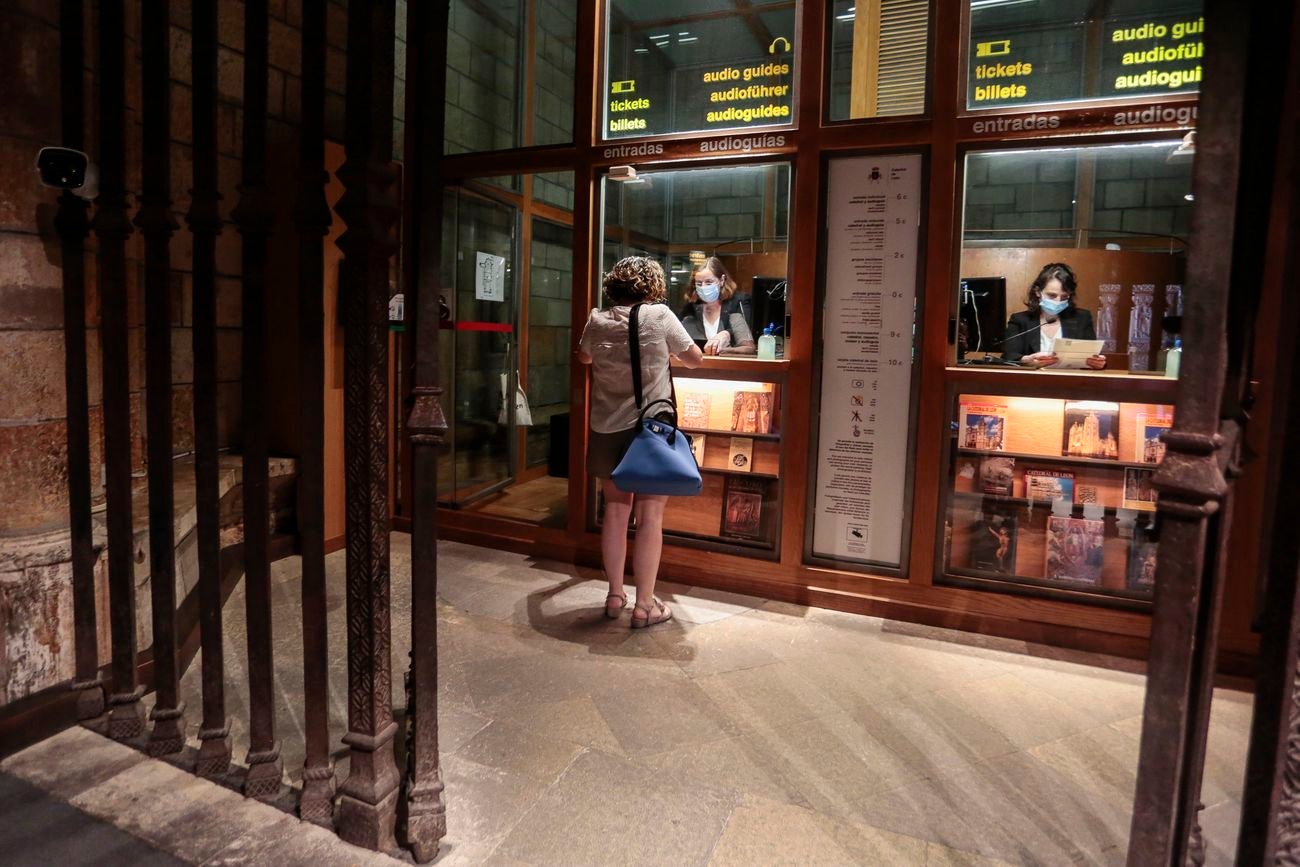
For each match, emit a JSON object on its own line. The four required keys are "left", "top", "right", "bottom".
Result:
{"left": 632, "top": 495, "right": 669, "bottom": 608}
{"left": 601, "top": 479, "right": 634, "bottom": 599}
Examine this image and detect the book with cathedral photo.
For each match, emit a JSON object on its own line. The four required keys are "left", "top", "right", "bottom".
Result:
{"left": 1135, "top": 413, "right": 1173, "bottom": 464}
{"left": 1024, "top": 468, "right": 1074, "bottom": 504}
{"left": 1123, "top": 468, "right": 1159, "bottom": 511}
{"left": 959, "top": 403, "right": 1007, "bottom": 451}
{"left": 1062, "top": 401, "right": 1120, "bottom": 460}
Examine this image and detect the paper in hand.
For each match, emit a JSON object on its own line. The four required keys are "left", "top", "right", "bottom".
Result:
{"left": 1052, "top": 338, "right": 1105, "bottom": 369}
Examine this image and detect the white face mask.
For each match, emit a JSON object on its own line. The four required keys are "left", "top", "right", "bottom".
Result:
{"left": 695, "top": 281, "right": 720, "bottom": 302}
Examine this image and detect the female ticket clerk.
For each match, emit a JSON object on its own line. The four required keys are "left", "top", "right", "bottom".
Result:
{"left": 1002, "top": 262, "right": 1106, "bottom": 370}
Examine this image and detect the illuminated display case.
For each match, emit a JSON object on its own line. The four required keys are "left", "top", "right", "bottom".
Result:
{"left": 938, "top": 375, "right": 1175, "bottom": 604}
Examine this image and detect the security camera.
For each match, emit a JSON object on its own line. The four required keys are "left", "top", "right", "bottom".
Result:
{"left": 35, "top": 147, "right": 99, "bottom": 200}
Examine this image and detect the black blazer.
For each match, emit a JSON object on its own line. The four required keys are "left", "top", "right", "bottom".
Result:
{"left": 678, "top": 295, "right": 755, "bottom": 345}
{"left": 1001, "top": 307, "right": 1096, "bottom": 361}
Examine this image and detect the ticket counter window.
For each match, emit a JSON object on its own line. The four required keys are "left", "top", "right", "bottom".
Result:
{"left": 966, "top": 0, "right": 1203, "bottom": 111}
{"left": 942, "top": 139, "right": 1193, "bottom": 604}
{"left": 603, "top": 0, "right": 798, "bottom": 139}
{"left": 600, "top": 163, "right": 792, "bottom": 342}
{"left": 594, "top": 162, "right": 791, "bottom": 555}
{"left": 827, "top": 0, "right": 931, "bottom": 121}
{"left": 958, "top": 140, "right": 1193, "bottom": 370}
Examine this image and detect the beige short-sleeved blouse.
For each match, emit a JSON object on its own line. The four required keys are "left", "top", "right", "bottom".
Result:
{"left": 580, "top": 304, "right": 695, "bottom": 434}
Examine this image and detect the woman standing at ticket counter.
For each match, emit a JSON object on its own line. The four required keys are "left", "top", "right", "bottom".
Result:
{"left": 1002, "top": 262, "right": 1107, "bottom": 369}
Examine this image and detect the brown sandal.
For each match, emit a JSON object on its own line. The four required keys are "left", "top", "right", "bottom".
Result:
{"left": 605, "top": 592, "right": 629, "bottom": 619}
{"left": 630, "top": 598, "right": 673, "bottom": 629}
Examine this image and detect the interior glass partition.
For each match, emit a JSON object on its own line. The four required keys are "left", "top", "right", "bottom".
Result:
{"left": 439, "top": 182, "right": 521, "bottom": 506}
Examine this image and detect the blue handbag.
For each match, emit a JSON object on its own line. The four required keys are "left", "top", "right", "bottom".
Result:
{"left": 610, "top": 305, "right": 703, "bottom": 496}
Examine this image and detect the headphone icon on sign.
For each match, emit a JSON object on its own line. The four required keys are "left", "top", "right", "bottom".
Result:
{"left": 768, "top": 37, "right": 791, "bottom": 55}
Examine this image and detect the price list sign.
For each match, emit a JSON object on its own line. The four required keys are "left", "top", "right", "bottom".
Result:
{"left": 812, "top": 154, "right": 921, "bottom": 567}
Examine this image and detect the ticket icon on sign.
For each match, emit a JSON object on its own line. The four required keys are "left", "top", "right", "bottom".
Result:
{"left": 611, "top": 80, "right": 636, "bottom": 94}
{"left": 976, "top": 40, "right": 1011, "bottom": 57}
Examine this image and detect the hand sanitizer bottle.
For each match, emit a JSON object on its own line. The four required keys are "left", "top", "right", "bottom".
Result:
{"left": 1165, "top": 338, "right": 1182, "bottom": 379}
{"left": 757, "top": 323, "right": 777, "bottom": 360}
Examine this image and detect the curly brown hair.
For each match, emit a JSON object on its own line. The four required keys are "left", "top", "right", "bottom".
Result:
{"left": 603, "top": 256, "right": 667, "bottom": 305}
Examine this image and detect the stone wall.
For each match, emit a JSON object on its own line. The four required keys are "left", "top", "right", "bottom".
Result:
{"left": 444, "top": 0, "right": 575, "bottom": 154}
{"left": 445, "top": 0, "right": 521, "bottom": 154}
{"left": 0, "top": 0, "right": 395, "bottom": 708}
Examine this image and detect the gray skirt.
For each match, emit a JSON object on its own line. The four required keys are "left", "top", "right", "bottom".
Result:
{"left": 587, "top": 427, "right": 639, "bottom": 479}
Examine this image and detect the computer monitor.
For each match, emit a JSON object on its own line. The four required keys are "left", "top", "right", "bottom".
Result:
{"left": 751, "top": 276, "right": 787, "bottom": 338}
{"left": 957, "top": 276, "right": 1007, "bottom": 356}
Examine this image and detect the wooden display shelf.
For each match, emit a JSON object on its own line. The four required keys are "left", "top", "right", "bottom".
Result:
{"left": 956, "top": 447, "right": 1160, "bottom": 471}
{"left": 700, "top": 466, "right": 780, "bottom": 480}
{"left": 946, "top": 365, "right": 1178, "bottom": 403}
{"left": 672, "top": 357, "right": 788, "bottom": 382}
{"left": 682, "top": 426, "right": 781, "bottom": 441}
{"left": 950, "top": 489, "right": 1152, "bottom": 518}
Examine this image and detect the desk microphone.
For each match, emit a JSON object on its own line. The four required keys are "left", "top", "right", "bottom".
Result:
{"left": 994, "top": 315, "right": 1058, "bottom": 348}
{"left": 958, "top": 316, "right": 1058, "bottom": 366}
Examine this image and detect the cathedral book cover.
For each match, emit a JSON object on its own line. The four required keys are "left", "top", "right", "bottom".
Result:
{"left": 1062, "top": 402, "right": 1119, "bottom": 460}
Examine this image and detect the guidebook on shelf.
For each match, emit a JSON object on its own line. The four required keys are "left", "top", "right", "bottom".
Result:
{"left": 727, "top": 436, "right": 754, "bottom": 473}
{"left": 731, "top": 390, "right": 773, "bottom": 434}
{"left": 979, "top": 456, "right": 1015, "bottom": 496}
{"left": 1025, "top": 469, "right": 1075, "bottom": 504}
{"left": 1136, "top": 414, "right": 1173, "bottom": 464}
{"left": 967, "top": 507, "right": 1018, "bottom": 575}
{"left": 721, "top": 476, "right": 767, "bottom": 541}
{"left": 681, "top": 392, "right": 713, "bottom": 430}
{"left": 1123, "top": 467, "right": 1159, "bottom": 511}
{"left": 690, "top": 434, "right": 706, "bottom": 467}
{"left": 959, "top": 403, "right": 1007, "bottom": 451}
{"left": 1062, "top": 401, "right": 1119, "bottom": 460}
{"left": 1044, "top": 516, "right": 1104, "bottom": 585}
{"left": 1127, "top": 520, "right": 1159, "bottom": 592}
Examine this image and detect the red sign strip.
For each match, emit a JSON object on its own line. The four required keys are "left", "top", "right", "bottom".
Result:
{"left": 439, "top": 321, "right": 514, "bottom": 333}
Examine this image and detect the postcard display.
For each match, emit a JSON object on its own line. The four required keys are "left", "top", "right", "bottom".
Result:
{"left": 811, "top": 154, "right": 922, "bottom": 567}
{"left": 657, "top": 378, "right": 782, "bottom": 550}
{"left": 947, "top": 393, "right": 1174, "bottom": 599}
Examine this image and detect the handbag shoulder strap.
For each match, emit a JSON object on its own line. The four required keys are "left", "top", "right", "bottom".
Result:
{"left": 628, "top": 302, "right": 678, "bottom": 414}
{"left": 628, "top": 303, "right": 644, "bottom": 410}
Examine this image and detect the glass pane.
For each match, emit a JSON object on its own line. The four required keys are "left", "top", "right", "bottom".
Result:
{"left": 828, "top": 0, "right": 931, "bottom": 121}
{"left": 534, "top": 171, "right": 575, "bottom": 212}
{"left": 439, "top": 186, "right": 519, "bottom": 505}
{"left": 603, "top": 0, "right": 798, "bottom": 139}
{"left": 958, "top": 141, "right": 1192, "bottom": 372}
{"left": 526, "top": 219, "right": 574, "bottom": 468}
{"left": 445, "top": 0, "right": 577, "bottom": 153}
{"left": 967, "top": 0, "right": 1204, "bottom": 110}
{"left": 533, "top": 0, "right": 577, "bottom": 146}
{"left": 600, "top": 163, "right": 792, "bottom": 334}
{"left": 446, "top": 0, "right": 523, "bottom": 154}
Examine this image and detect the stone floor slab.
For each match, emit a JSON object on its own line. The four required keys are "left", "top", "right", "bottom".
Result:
{"left": 1, "top": 725, "right": 147, "bottom": 801}
{"left": 496, "top": 749, "right": 737, "bottom": 867}
{"left": 0, "top": 771, "right": 187, "bottom": 867}
{"left": 707, "top": 796, "right": 929, "bottom": 866}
